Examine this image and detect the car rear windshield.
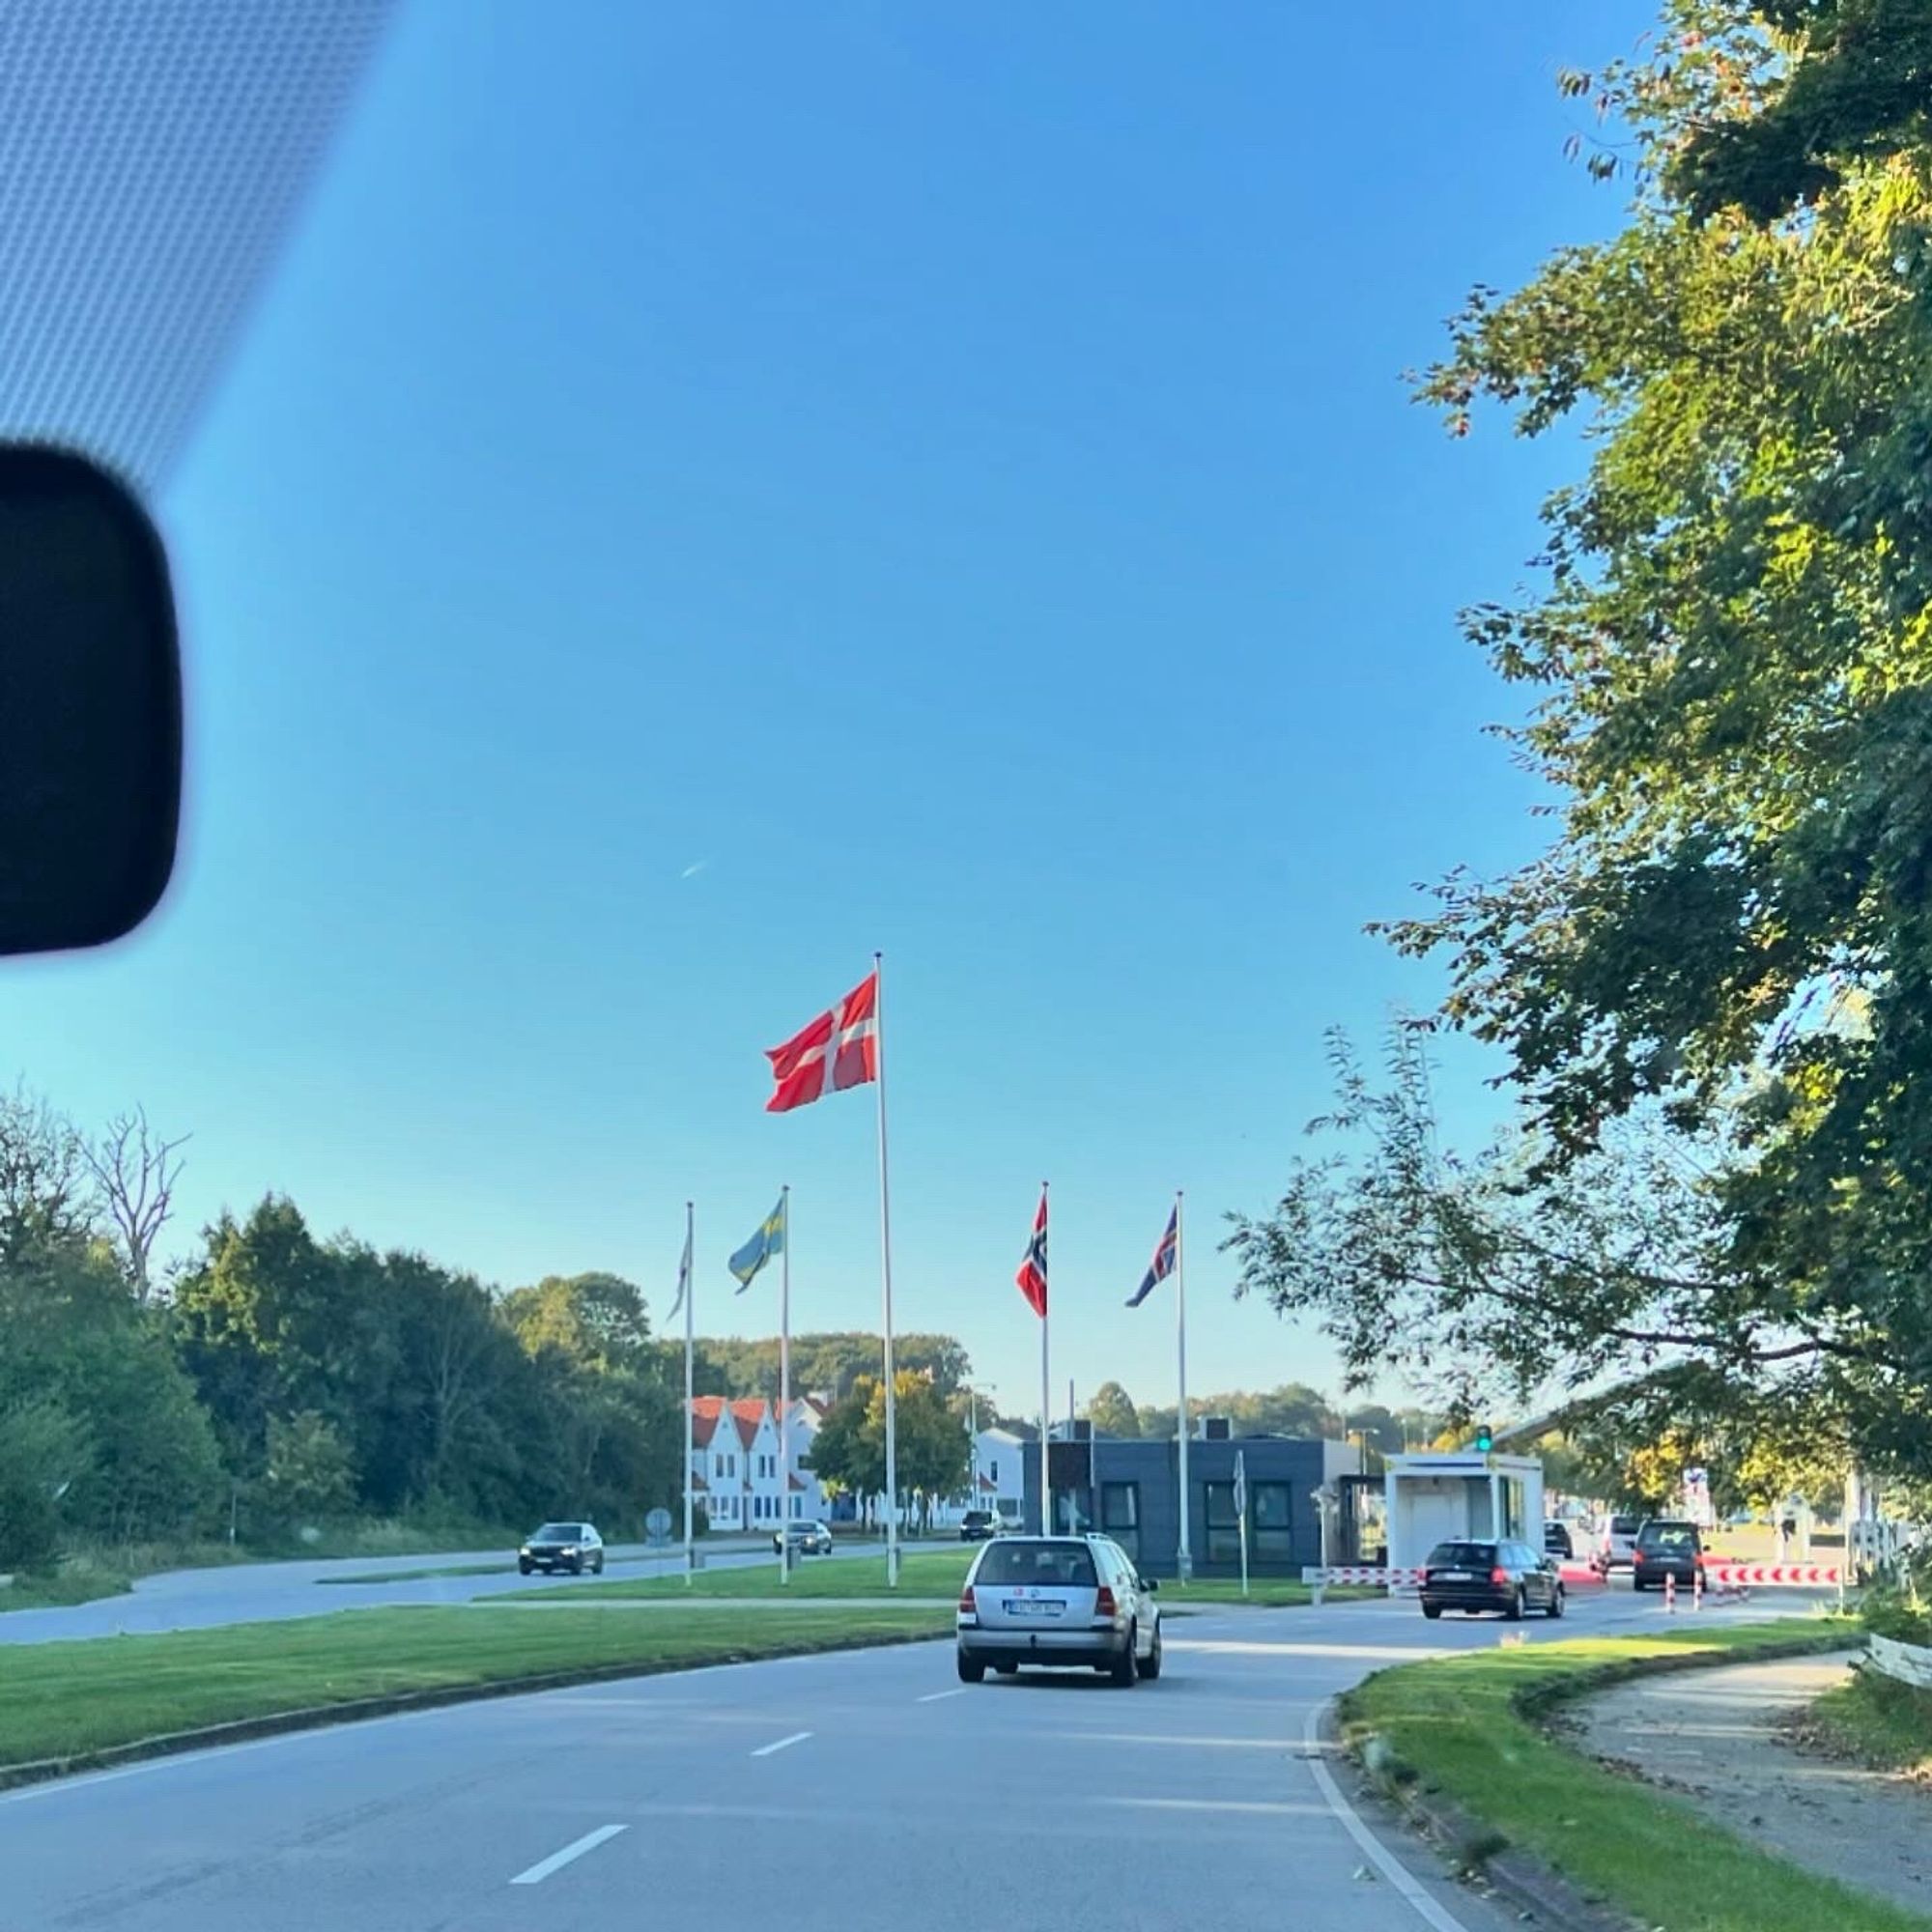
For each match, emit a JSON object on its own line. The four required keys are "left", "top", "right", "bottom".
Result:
{"left": 533, "top": 1523, "right": 582, "bottom": 1541}
{"left": 1608, "top": 1516, "right": 1639, "bottom": 1534}
{"left": 975, "top": 1542, "right": 1098, "bottom": 1587}
{"left": 1639, "top": 1522, "right": 1698, "bottom": 1549}
{"left": 1425, "top": 1542, "right": 1497, "bottom": 1567}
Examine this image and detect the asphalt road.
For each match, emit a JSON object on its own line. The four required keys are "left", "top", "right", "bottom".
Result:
{"left": 0, "top": 1538, "right": 906, "bottom": 1646}
{"left": 0, "top": 1577, "right": 1824, "bottom": 1932}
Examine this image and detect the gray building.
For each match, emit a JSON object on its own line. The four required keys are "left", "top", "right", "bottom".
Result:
{"left": 1019, "top": 1430, "right": 1361, "bottom": 1578}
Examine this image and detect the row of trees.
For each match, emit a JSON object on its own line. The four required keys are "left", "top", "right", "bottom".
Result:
{"left": 1229, "top": 1, "right": 1932, "bottom": 1511}
{"left": 1081, "top": 1378, "right": 1440, "bottom": 1455}
{"left": 801, "top": 1371, "right": 971, "bottom": 1532}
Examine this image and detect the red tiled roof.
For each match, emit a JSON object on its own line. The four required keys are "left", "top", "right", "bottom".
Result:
{"left": 978, "top": 1472, "right": 996, "bottom": 1492}
{"left": 690, "top": 1395, "right": 726, "bottom": 1447}
{"left": 789, "top": 1473, "right": 809, "bottom": 1492}
{"left": 728, "top": 1397, "right": 769, "bottom": 1450}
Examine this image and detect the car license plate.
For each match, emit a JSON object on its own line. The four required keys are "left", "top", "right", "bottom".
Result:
{"left": 1008, "top": 1599, "right": 1063, "bottom": 1619}
{"left": 1437, "top": 1570, "right": 1472, "bottom": 1581}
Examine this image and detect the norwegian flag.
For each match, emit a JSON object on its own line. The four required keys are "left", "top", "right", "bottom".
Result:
{"left": 1015, "top": 1186, "right": 1047, "bottom": 1319}
{"left": 1126, "top": 1205, "right": 1178, "bottom": 1308}
{"left": 765, "top": 971, "right": 879, "bottom": 1113}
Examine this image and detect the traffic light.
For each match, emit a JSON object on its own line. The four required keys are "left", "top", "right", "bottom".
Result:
{"left": 1473, "top": 1424, "right": 1494, "bottom": 1453}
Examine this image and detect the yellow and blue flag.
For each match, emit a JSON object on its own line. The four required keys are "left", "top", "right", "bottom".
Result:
{"left": 729, "top": 1193, "right": 786, "bottom": 1292}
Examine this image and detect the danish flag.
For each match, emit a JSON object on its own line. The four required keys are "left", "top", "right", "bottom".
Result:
{"left": 765, "top": 971, "right": 879, "bottom": 1113}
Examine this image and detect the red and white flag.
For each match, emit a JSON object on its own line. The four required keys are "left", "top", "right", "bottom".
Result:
{"left": 765, "top": 971, "right": 880, "bottom": 1113}
{"left": 1015, "top": 1186, "right": 1047, "bottom": 1319}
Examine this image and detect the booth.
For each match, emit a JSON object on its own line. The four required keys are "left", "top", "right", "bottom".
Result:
{"left": 1382, "top": 1451, "right": 1545, "bottom": 1580}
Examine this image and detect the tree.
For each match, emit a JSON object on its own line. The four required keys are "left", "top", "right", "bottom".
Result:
{"left": 1299, "top": 4, "right": 1932, "bottom": 1482}
{"left": 883, "top": 1373, "right": 969, "bottom": 1530}
{"left": 0, "top": 1087, "right": 93, "bottom": 1266}
{"left": 503, "top": 1273, "right": 653, "bottom": 1378}
{"left": 805, "top": 1378, "right": 886, "bottom": 1525}
{"left": 1085, "top": 1381, "right": 1141, "bottom": 1438}
{"left": 263, "top": 1410, "right": 356, "bottom": 1526}
{"left": 82, "top": 1107, "right": 187, "bottom": 1303}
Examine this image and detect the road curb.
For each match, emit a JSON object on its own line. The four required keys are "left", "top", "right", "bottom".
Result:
{"left": 0, "top": 1626, "right": 943, "bottom": 1797}
{"left": 1336, "top": 1627, "right": 1854, "bottom": 1932}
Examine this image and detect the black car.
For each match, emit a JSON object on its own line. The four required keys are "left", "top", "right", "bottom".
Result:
{"left": 518, "top": 1520, "right": 605, "bottom": 1576}
{"left": 959, "top": 1508, "right": 1003, "bottom": 1542}
{"left": 773, "top": 1520, "right": 834, "bottom": 1555}
{"left": 1419, "top": 1538, "right": 1565, "bottom": 1620}
{"left": 1544, "top": 1519, "right": 1574, "bottom": 1559}
{"left": 1631, "top": 1518, "right": 1701, "bottom": 1590}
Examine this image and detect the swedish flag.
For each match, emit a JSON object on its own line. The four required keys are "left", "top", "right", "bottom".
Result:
{"left": 729, "top": 1193, "right": 787, "bottom": 1292}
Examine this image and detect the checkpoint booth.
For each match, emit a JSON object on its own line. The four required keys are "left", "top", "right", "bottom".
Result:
{"left": 1382, "top": 1450, "right": 1545, "bottom": 1590}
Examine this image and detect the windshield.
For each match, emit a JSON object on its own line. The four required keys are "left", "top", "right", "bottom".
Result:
{"left": 1639, "top": 1524, "right": 1698, "bottom": 1551}
{"left": 1426, "top": 1543, "right": 1498, "bottom": 1567}
{"left": 975, "top": 1543, "right": 1098, "bottom": 1587}
{"left": 532, "top": 1524, "right": 582, "bottom": 1542}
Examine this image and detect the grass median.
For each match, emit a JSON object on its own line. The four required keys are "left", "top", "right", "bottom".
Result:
{"left": 543, "top": 1547, "right": 1343, "bottom": 1606}
{"left": 1340, "top": 1618, "right": 1923, "bottom": 1932}
{"left": 0, "top": 1601, "right": 951, "bottom": 1777}
{"left": 1803, "top": 1666, "right": 1932, "bottom": 1775}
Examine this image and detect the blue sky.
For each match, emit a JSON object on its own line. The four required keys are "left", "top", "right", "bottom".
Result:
{"left": 14, "top": 3, "right": 1639, "bottom": 1419}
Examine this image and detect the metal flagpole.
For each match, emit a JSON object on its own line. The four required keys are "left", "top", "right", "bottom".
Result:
{"left": 1039, "top": 1182, "right": 1051, "bottom": 1536}
{"left": 779, "top": 1185, "right": 791, "bottom": 1584}
{"left": 1236, "top": 1448, "right": 1250, "bottom": 1600}
{"left": 682, "top": 1202, "right": 695, "bottom": 1585}
{"left": 1175, "top": 1191, "right": 1192, "bottom": 1583}
{"left": 873, "top": 952, "right": 900, "bottom": 1587}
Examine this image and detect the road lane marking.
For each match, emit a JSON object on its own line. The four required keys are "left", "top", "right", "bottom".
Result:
{"left": 1068, "top": 1732, "right": 1292, "bottom": 1748}
{"left": 1097, "top": 1797, "right": 1325, "bottom": 1816}
{"left": 509, "top": 1824, "right": 627, "bottom": 1886}
{"left": 1300, "top": 1703, "right": 1476, "bottom": 1932}
{"left": 916, "top": 1689, "right": 967, "bottom": 1703}
{"left": 751, "top": 1730, "right": 812, "bottom": 1757}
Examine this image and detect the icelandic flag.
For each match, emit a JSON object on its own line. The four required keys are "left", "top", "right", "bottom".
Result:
{"left": 1126, "top": 1206, "right": 1178, "bottom": 1308}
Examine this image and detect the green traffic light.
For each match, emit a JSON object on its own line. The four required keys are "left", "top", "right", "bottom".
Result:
{"left": 1474, "top": 1426, "right": 1493, "bottom": 1452}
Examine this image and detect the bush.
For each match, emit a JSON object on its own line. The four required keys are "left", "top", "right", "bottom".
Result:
{"left": 0, "top": 1398, "right": 89, "bottom": 1571}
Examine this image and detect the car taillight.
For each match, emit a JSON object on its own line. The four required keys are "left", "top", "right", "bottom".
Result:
{"left": 1490, "top": 1567, "right": 1509, "bottom": 1585}
{"left": 1634, "top": 1549, "right": 1648, "bottom": 1564}
{"left": 1095, "top": 1585, "right": 1118, "bottom": 1617}
{"left": 957, "top": 1585, "right": 976, "bottom": 1614}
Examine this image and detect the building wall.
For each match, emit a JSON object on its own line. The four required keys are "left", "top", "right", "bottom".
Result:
{"left": 1019, "top": 1435, "right": 1355, "bottom": 1577}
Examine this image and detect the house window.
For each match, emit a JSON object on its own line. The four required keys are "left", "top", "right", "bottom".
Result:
{"left": 990, "top": 1460, "right": 998, "bottom": 1484}
{"left": 1100, "top": 1482, "right": 1140, "bottom": 1562}
{"left": 714, "top": 1454, "right": 724, "bottom": 1478}
{"left": 1252, "top": 1483, "right": 1293, "bottom": 1563}
{"left": 791, "top": 1495, "right": 801, "bottom": 1518}
{"left": 1205, "top": 1481, "right": 1240, "bottom": 1564}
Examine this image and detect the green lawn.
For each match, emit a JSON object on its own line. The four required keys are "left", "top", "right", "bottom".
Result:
{"left": 0, "top": 1601, "right": 950, "bottom": 1775}
{"left": 543, "top": 1546, "right": 1348, "bottom": 1605}
{"left": 1804, "top": 1667, "right": 1932, "bottom": 1775}
{"left": 319, "top": 1561, "right": 517, "bottom": 1586}
{"left": 1342, "top": 1619, "right": 1924, "bottom": 1932}
{"left": 0, "top": 1559, "right": 135, "bottom": 1613}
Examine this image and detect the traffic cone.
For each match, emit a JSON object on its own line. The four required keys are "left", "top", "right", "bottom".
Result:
{"left": 1664, "top": 1571, "right": 1676, "bottom": 1614}
{"left": 1692, "top": 1568, "right": 1703, "bottom": 1612}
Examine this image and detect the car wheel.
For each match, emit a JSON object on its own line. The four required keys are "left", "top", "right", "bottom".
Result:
{"left": 1421, "top": 1603, "right": 1443, "bottom": 1620}
{"left": 1140, "top": 1626, "right": 1163, "bottom": 1681}
{"left": 956, "top": 1652, "right": 985, "bottom": 1685}
{"left": 1506, "top": 1589, "right": 1525, "bottom": 1622}
{"left": 518, "top": 1559, "right": 532, "bottom": 1576}
{"left": 593, "top": 1553, "right": 605, "bottom": 1575}
{"left": 1548, "top": 1585, "right": 1565, "bottom": 1619}
{"left": 571, "top": 1558, "right": 584, "bottom": 1576}
{"left": 1110, "top": 1625, "right": 1140, "bottom": 1687}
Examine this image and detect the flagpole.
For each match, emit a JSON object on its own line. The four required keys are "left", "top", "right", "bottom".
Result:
{"left": 873, "top": 951, "right": 900, "bottom": 1587}
{"left": 1039, "top": 1181, "right": 1050, "bottom": 1536}
{"left": 779, "top": 1184, "right": 791, "bottom": 1585}
{"left": 682, "top": 1201, "right": 695, "bottom": 1586}
{"left": 1175, "top": 1191, "right": 1192, "bottom": 1583}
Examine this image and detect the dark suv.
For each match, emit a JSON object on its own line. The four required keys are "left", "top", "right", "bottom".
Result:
{"left": 959, "top": 1508, "right": 1002, "bottom": 1542}
{"left": 1632, "top": 1518, "right": 1701, "bottom": 1590}
{"left": 1419, "top": 1538, "right": 1565, "bottom": 1620}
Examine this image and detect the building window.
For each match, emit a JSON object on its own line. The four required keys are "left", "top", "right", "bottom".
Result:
{"left": 1252, "top": 1482, "right": 1293, "bottom": 1564}
{"left": 1204, "top": 1481, "right": 1240, "bottom": 1564}
{"left": 791, "top": 1495, "right": 801, "bottom": 1518}
{"left": 990, "top": 1460, "right": 998, "bottom": 1484}
{"left": 1100, "top": 1483, "right": 1140, "bottom": 1562}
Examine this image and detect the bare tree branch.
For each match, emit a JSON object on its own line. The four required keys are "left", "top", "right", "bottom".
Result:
{"left": 83, "top": 1106, "right": 189, "bottom": 1303}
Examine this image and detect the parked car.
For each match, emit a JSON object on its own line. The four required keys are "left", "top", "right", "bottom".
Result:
{"left": 1543, "top": 1519, "right": 1574, "bottom": 1559}
{"left": 773, "top": 1520, "right": 835, "bottom": 1555}
{"left": 1632, "top": 1518, "right": 1701, "bottom": 1590}
{"left": 958, "top": 1508, "right": 1002, "bottom": 1542}
{"left": 1595, "top": 1512, "right": 1641, "bottom": 1572}
{"left": 518, "top": 1520, "right": 605, "bottom": 1576}
{"left": 1419, "top": 1538, "right": 1565, "bottom": 1620}
{"left": 955, "top": 1534, "right": 1162, "bottom": 1686}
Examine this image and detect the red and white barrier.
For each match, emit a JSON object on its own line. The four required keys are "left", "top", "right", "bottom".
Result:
{"left": 1700, "top": 1562, "right": 1842, "bottom": 1587}
{"left": 1300, "top": 1566, "right": 1426, "bottom": 1588}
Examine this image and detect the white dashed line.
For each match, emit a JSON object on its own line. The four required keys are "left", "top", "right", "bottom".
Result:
{"left": 509, "top": 1824, "right": 627, "bottom": 1886}
{"left": 750, "top": 1730, "right": 812, "bottom": 1757}
{"left": 916, "top": 1689, "right": 967, "bottom": 1703}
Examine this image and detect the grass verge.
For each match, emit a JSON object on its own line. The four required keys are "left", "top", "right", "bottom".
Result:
{"left": 0, "top": 1602, "right": 949, "bottom": 1781}
{"left": 1802, "top": 1666, "right": 1932, "bottom": 1776}
{"left": 545, "top": 1547, "right": 1350, "bottom": 1605}
{"left": 318, "top": 1562, "right": 515, "bottom": 1585}
{"left": 1340, "top": 1618, "right": 1924, "bottom": 1932}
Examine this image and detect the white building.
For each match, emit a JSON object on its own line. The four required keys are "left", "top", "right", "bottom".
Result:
{"left": 974, "top": 1426, "right": 1027, "bottom": 1527}
{"left": 690, "top": 1395, "right": 824, "bottom": 1532}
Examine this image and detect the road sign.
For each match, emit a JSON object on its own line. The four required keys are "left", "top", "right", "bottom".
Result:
{"left": 644, "top": 1507, "right": 673, "bottom": 1548}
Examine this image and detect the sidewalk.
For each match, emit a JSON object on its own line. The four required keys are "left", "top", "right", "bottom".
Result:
{"left": 1566, "top": 1652, "right": 1932, "bottom": 1919}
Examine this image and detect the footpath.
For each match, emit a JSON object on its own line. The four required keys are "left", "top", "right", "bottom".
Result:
{"left": 1565, "top": 1651, "right": 1932, "bottom": 1919}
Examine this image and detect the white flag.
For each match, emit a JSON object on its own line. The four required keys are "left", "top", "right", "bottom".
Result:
{"left": 668, "top": 1219, "right": 693, "bottom": 1321}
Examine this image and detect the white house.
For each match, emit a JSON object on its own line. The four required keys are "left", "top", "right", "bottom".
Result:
{"left": 974, "top": 1427, "right": 1027, "bottom": 1526}
{"left": 690, "top": 1395, "right": 824, "bottom": 1532}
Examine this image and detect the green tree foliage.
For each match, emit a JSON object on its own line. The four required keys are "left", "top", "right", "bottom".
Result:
{"left": 1234, "top": 4, "right": 1932, "bottom": 1482}
{"left": 699, "top": 1331, "right": 971, "bottom": 1405}
{"left": 885, "top": 1373, "right": 969, "bottom": 1529}
{"left": 805, "top": 1377, "right": 885, "bottom": 1523}
{"left": 1084, "top": 1380, "right": 1141, "bottom": 1438}
{"left": 262, "top": 1410, "right": 356, "bottom": 1526}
